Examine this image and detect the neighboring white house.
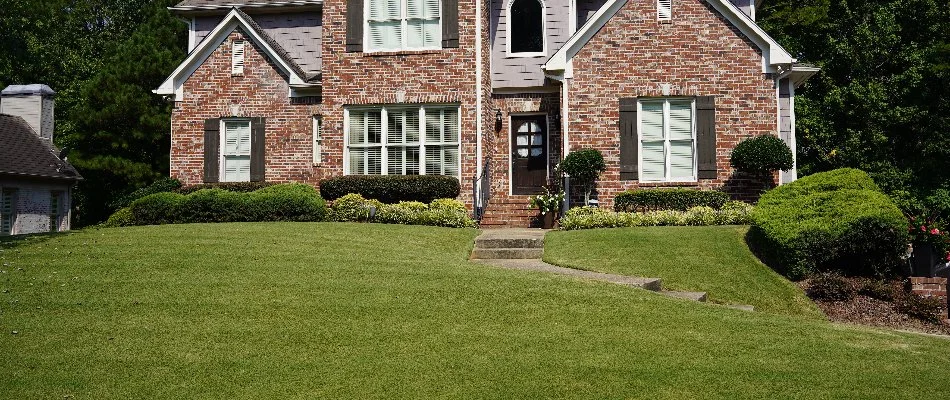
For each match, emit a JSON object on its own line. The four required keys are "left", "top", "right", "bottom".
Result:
{"left": 0, "top": 84, "right": 81, "bottom": 235}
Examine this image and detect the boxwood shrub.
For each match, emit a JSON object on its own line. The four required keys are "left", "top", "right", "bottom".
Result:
{"left": 319, "top": 175, "right": 460, "bottom": 204}
{"left": 177, "top": 181, "right": 275, "bottom": 195}
{"left": 558, "top": 202, "right": 753, "bottom": 230}
{"left": 730, "top": 135, "right": 794, "bottom": 174}
{"left": 116, "top": 183, "right": 326, "bottom": 226}
{"left": 328, "top": 195, "right": 475, "bottom": 228}
{"left": 110, "top": 177, "right": 182, "bottom": 210}
{"left": 614, "top": 188, "right": 730, "bottom": 212}
{"left": 748, "top": 168, "right": 908, "bottom": 279}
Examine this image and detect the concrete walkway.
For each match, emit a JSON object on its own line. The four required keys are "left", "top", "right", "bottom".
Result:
{"left": 470, "top": 228, "right": 711, "bottom": 303}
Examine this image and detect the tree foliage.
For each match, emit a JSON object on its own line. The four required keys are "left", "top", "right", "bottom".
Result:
{"left": 759, "top": 0, "right": 950, "bottom": 200}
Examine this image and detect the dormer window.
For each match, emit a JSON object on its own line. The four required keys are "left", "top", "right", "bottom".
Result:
{"left": 657, "top": 0, "right": 672, "bottom": 21}
{"left": 508, "top": 0, "right": 544, "bottom": 56}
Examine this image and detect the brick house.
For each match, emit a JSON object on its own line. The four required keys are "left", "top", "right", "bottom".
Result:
{"left": 156, "top": 0, "right": 817, "bottom": 226}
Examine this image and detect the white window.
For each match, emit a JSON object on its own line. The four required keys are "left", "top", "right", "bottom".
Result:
{"left": 1, "top": 188, "right": 16, "bottom": 235}
{"left": 639, "top": 99, "right": 696, "bottom": 182}
{"left": 313, "top": 116, "right": 323, "bottom": 165}
{"left": 221, "top": 120, "right": 252, "bottom": 182}
{"left": 345, "top": 105, "right": 459, "bottom": 177}
{"left": 366, "top": 0, "right": 441, "bottom": 51}
{"left": 657, "top": 0, "right": 672, "bottom": 21}
{"left": 232, "top": 40, "right": 245, "bottom": 75}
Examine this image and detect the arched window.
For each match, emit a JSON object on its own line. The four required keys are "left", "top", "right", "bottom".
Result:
{"left": 508, "top": 0, "right": 544, "bottom": 55}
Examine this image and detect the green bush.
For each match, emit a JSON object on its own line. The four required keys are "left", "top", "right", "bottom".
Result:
{"left": 717, "top": 201, "right": 755, "bottom": 225}
{"left": 558, "top": 203, "right": 755, "bottom": 231}
{"left": 177, "top": 181, "right": 275, "bottom": 195}
{"left": 319, "top": 175, "right": 460, "bottom": 204}
{"left": 329, "top": 193, "right": 377, "bottom": 222}
{"left": 730, "top": 135, "right": 794, "bottom": 174}
{"left": 115, "top": 183, "right": 327, "bottom": 226}
{"left": 110, "top": 177, "right": 182, "bottom": 210}
{"left": 614, "top": 189, "right": 730, "bottom": 212}
{"left": 560, "top": 149, "right": 606, "bottom": 202}
{"left": 129, "top": 192, "right": 186, "bottom": 226}
{"left": 330, "top": 195, "right": 475, "bottom": 228}
{"left": 806, "top": 272, "right": 856, "bottom": 301}
{"left": 684, "top": 206, "right": 716, "bottom": 226}
{"left": 429, "top": 198, "right": 467, "bottom": 214}
{"left": 749, "top": 169, "right": 909, "bottom": 279}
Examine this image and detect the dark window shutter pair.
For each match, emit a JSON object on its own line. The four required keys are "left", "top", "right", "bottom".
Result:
{"left": 345, "top": 0, "right": 459, "bottom": 52}
{"left": 203, "top": 118, "right": 266, "bottom": 183}
{"left": 617, "top": 96, "right": 717, "bottom": 181}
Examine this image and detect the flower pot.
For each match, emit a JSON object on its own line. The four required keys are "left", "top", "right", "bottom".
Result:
{"left": 912, "top": 242, "right": 939, "bottom": 277}
{"left": 541, "top": 212, "right": 556, "bottom": 229}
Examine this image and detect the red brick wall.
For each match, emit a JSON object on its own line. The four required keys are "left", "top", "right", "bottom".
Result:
{"left": 568, "top": 0, "right": 780, "bottom": 207}
{"left": 171, "top": 29, "right": 325, "bottom": 186}
{"left": 910, "top": 277, "right": 948, "bottom": 299}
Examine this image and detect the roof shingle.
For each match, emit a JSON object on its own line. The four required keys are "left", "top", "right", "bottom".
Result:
{"left": 0, "top": 114, "right": 81, "bottom": 181}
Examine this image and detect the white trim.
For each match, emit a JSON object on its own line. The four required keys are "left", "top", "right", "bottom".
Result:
{"left": 543, "top": 0, "right": 795, "bottom": 74}
{"left": 507, "top": 112, "right": 549, "bottom": 196}
{"left": 636, "top": 98, "right": 698, "bottom": 183}
{"left": 169, "top": 1, "right": 324, "bottom": 12}
{"left": 188, "top": 17, "right": 197, "bottom": 52}
{"left": 312, "top": 115, "right": 323, "bottom": 165}
{"left": 476, "top": 0, "right": 484, "bottom": 206}
{"left": 154, "top": 8, "right": 312, "bottom": 100}
{"left": 362, "top": 0, "right": 443, "bottom": 53}
{"left": 505, "top": 0, "right": 548, "bottom": 58}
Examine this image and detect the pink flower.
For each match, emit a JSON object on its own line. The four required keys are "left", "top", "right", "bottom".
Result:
{"left": 932, "top": 228, "right": 941, "bottom": 235}
{"left": 945, "top": 253, "right": 950, "bottom": 262}
{"left": 921, "top": 226, "right": 927, "bottom": 232}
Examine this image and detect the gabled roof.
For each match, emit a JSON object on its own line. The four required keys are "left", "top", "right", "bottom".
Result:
{"left": 544, "top": 0, "right": 795, "bottom": 74}
{"left": 155, "top": 8, "right": 319, "bottom": 100}
{"left": 170, "top": 0, "right": 322, "bottom": 13}
{"left": 0, "top": 114, "right": 81, "bottom": 181}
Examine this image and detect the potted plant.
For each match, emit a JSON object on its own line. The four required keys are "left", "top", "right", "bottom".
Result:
{"left": 907, "top": 214, "right": 950, "bottom": 277}
{"left": 530, "top": 188, "right": 564, "bottom": 229}
{"left": 559, "top": 149, "right": 606, "bottom": 206}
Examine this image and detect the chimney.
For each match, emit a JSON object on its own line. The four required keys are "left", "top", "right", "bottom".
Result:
{"left": 0, "top": 84, "right": 56, "bottom": 143}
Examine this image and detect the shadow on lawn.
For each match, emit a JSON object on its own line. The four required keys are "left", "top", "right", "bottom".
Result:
{"left": 0, "top": 231, "right": 73, "bottom": 250}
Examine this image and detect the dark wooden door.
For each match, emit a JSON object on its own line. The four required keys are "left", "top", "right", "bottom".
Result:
{"left": 511, "top": 116, "right": 547, "bottom": 195}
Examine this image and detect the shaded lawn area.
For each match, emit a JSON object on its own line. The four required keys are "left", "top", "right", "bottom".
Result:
{"left": 544, "top": 226, "right": 822, "bottom": 317}
{"left": 0, "top": 223, "right": 948, "bottom": 399}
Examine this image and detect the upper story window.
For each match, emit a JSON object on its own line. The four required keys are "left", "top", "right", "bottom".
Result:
{"left": 657, "top": 0, "right": 672, "bottom": 21}
{"left": 366, "top": 0, "right": 441, "bottom": 51}
{"left": 639, "top": 99, "right": 696, "bottom": 182}
{"left": 508, "top": 0, "right": 544, "bottom": 56}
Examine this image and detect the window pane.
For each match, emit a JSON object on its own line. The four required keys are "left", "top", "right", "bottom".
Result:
{"left": 369, "top": 0, "right": 400, "bottom": 19}
{"left": 388, "top": 147, "right": 404, "bottom": 174}
{"left": 443, "top": 108, "right": 458, "bottom": 141}
{"left": 388, "top": 110, "right": 405, "bottom": 144}
{"left": 425, "top": 147, "right": 442, "bottom": 175}
{"left": 224, "top": 156, "right": 251, "bottom": 182}
{"left": 641, "top": 102, "right": 664, "bottom": 141}
{"left": 443, "top": 146, "right": 459, "bottom": 176}
{"left": 669, "top": 101, "right": 692, "bottom": 141}
{"left": 368, "top": 21, "right": 403, "bottom": 50}
{"left": 669, "top": 140, "right": 694, "bottom": 179}
{"left": 349, "top": 147, "right": 365, "bottom": 174}
{"left": 406, "top": 147, "right": 421, "bottom": 175}
{"left": 425, "top": 109, "right": 442, "bottom": 143}
{"left": 422, "top": 19, "right": 440, "bottom": 47}
{"left": 406, "top": 20, "right": 426, "bottom": 48}
{"left": 367, "top": 147, "right": 382, "bottom": 174}
{"left": 510, "top": 0, "right": 543, "bottom": 53}
{"left": 224, "top": 121, "right": 250, "bottom": 155}
{"left": 367, "top": 110, "right": 382, "bottom": 144}
{"left": 406, "top": 111, "right": 420, "bottom": 142}
{"left": 641, "top": 141, "right": 665, "bottom": 181}
{"left": 349, "top": 111, "right": 366, "bottom": 144}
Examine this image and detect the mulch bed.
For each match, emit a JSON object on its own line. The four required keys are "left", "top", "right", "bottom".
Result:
{"left": 799, "top": 277, "right": 950, "bottom": 336}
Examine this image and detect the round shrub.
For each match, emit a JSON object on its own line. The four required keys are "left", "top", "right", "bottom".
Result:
{"left": 717, "top": 201, "right": 754, "bottom": 225}
{"left": 730, "top": 135, "right": 794, "bottom": 174}
{"left": 177, "top": 181, "right": 274, "bottom": 195}
{"left": 329, "top": 193, "right": 375, "bottom": 222}
{"left": 560, "top": 149, "right": 606, "bottom": 201}
{"left": 129, "top": 192, "right": 186, "bottom": 226}
{"left": 807, "top": 273, "right": 856, "bottom": 301}
{"left": 248, "top": 183, "right": 328, "bottom": 222}
{"left": 654, "top": 210, "right": 685, "bottom": 226}
{"left": 110, "top": 177, "right": 182, "bottom": 210}
{"left": 102, "top": 207, "right": 134, "bottom": 227}
{"left": 179, "top": 189, "right": 249, "bottom": 223}
{"left": 858, "top": 279, "right": 896, "bottom": 301}
{"left": 684, "top": 206, "right": 716, "bottom": 226}
{"left": 319, "top": 175, "right": 460, "bottom": 204}
{"left": 429, "top": 198, "right": 467, "bottom": 213}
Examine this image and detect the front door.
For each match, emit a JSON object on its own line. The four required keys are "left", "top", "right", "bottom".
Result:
{"left": 511, "top": 116, "right": 548, "bottom": 195}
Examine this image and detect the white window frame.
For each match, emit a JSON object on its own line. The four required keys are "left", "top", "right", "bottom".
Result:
{"left": 313, "top": 115, "right": 323, "bottom": 165}
{"left": 343, "top": 104, "right": 461, "bottom": 178}
{"left": 506, "top": 0, "right": 547, "bottom": 58}
{"left": 657, "top": 0, "right": 672, "bottom": 22}
{"left": 637, "top": 98, "right": 697, "bottom": 183}
{"left": 1, "top": 188, "right": 17, "bottom": 236}
{"left": 220, "top": 119, "right": 252, "bottom": 183}
{"left": 231, "top": 40, "right": 245, "bottom": 75}
{"left": 364, "top": 0, "right": 443, "bottom": 53}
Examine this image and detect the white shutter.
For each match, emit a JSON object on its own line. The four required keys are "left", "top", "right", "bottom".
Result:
{"left": 231, "top": 40, "right": 245, "bottom": 75}
{"left": 657, "top": 0, "right": 672, "bottom": 21}
{"left": 312, "top": 116, "right": 322, "bottom": 164}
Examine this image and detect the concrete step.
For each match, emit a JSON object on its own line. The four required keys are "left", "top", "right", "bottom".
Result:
{"left": 661, "top": 291, "right": 708, "bottom": 302}
{"left": 475, "top": 237, "right": 544, "bottom": 249}
{"left": 471, "top": 259, "right": 662, "bottom": 291}
{"left": 471, "top": 248, "right": 543, "bottom": 260}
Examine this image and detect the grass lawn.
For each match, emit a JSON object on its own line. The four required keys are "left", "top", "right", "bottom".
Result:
{"left": 1, "top": 223, "right": 949, "bottom": 398}
{"left": 545, "top": 226, "right": 822, "bottom": 317}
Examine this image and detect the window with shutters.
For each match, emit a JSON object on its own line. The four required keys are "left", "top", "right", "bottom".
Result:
{"left": 221, "top": 120, "right": 252, "bottom": 182}
{"left": 657, "top": 0, "right": 672, "bottom": 21}
{"left": 345, "top": 105, "right": 459, "bottom": 177}
{"left": 49, "top": 191, "right": 63, "bottom": 233}
{"left": 639, "top": 99, "right": 696, "bottom": 182}
{"left": 232, "top": 40, "right": 245, "bottom": 75}
{"left": 508, "top": 0, "right": 545, "bottom": 56}
{"left": 1, "top": 188, "right": 16, "bottom": 235}
{"left": 365, "top": 0, "right": 441, "bottom": 51}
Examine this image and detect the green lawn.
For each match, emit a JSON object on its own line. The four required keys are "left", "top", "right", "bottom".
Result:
{"left": 545, "top": 226, "right": 821, "bottom": 317}
{"left": 1, "top": 223, "right": 949, "bottom": 398}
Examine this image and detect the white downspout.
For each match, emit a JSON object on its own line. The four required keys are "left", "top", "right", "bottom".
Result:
{"left": 475, "top": 0, "right": 484, "bottom": 207}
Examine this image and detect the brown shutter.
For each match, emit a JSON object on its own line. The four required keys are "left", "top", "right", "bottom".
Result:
{"left": 203, "top": 119, "right": 220, "bottom": 183}
{"left": 442, "top": 0, "right": 459, "bottom": 48}
{"left": 250, "top": 117, "right": 266, "bottom": 182}
{"left": 346, "top": 0, "right": 363, "bottom": 52}
{"left": 619, "top": 97, "right": 638, "bottom": 180}
{"left": 696, "top": 96, "right": 717, "bottom": 180}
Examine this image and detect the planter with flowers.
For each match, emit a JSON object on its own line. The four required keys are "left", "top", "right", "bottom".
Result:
{"left": 907, "top": 215, "right": 950, "bottom": 277}
{"left": 530, "top": 189, "right": 565, "bottom": 229}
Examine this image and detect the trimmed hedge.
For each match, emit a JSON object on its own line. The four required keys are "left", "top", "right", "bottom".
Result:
{"left": 748, "top": 169, "right": 908, "bottom": 279}
{"left": 109, "top": 183, "right": 327, "bottom": 226}
{"left": 614, "top": 189, "right": 730, "bottom": 212}
{"left": 110, "top": 177, "right": 182, "bottom": 210}
{"left": 559, "top": 201, "right": 753, "bottom": 230}
{"left": 327, "top": 194, "right": 475, "bottom": 228}
{"left": 319, "top": 175, "right": 461, "bottom": 204}
{"left": 177, "top": 181, "right": 275, "bottom": 195}
{"left": 730, "top": 135, "right": 794, "bottom": 174}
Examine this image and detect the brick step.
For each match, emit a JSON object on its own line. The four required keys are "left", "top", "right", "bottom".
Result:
{"left": 471, "top": 247, "right": 543, "bottom": 260}
{"left": 475, "top": 237, "right": 544, "bottom": 249}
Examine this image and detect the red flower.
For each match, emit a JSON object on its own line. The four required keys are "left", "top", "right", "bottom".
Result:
{"left": 932, "top": 228, "right": 941, "bottom": 235}
{"left": 921, "top": 226, "right": 927, "bottom": 232}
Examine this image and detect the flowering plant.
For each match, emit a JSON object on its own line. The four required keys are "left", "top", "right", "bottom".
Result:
{"left": 906, "top": 214, "right": 950, "bottom": 261}
{"left": 530, "top": 188, "right": 565, "bottom": 216}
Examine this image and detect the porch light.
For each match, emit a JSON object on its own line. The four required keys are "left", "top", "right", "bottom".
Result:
{"left": 495, "top": 109, "right": 503, "bottom": 124}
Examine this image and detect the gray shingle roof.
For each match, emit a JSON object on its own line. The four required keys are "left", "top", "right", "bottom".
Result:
{"left": 173, "top": 1, "right": 322, "bottom": 9}
{"left": 233, "top": 8, "right": 320, "bottom": 82}
{"left": 0, "top": 114, "right": 81, "bottom": 181}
